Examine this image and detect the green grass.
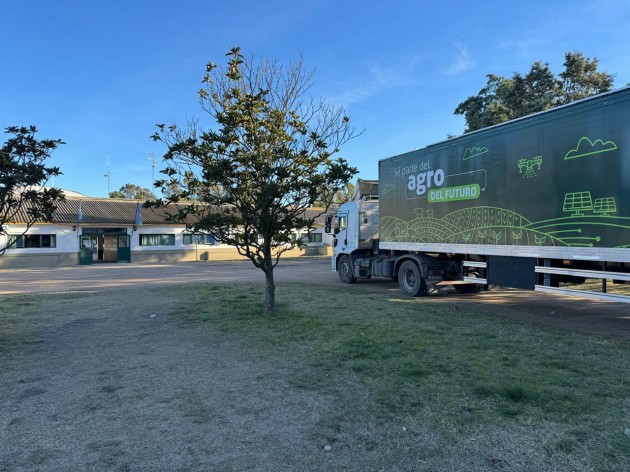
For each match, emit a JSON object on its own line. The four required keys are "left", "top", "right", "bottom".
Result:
{"left": 2, "top": 283, "right": 629, "bottom": 470}
{"left": 172, "top": 283, "right": 630, "bottom": 470}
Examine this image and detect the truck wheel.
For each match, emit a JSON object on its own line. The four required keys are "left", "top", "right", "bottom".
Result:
{"left": 337, "top": 255, "right": 356, "bottom": 284}
{"left": 398, "top": 260, "right": 427, "bottom": 296}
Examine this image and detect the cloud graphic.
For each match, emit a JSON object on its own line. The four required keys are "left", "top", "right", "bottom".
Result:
{"left": 463, "top": 146, "right": 488, "bottom": 161}
{"left": 382, "top": 183, "right": 396, "bottom": 195}
{"left": 564, "top": 137, "right": 618, "bottom": 160}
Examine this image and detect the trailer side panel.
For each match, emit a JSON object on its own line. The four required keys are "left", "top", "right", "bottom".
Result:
{"left": 378, "top": 88, "right": 630, "bottom": 262}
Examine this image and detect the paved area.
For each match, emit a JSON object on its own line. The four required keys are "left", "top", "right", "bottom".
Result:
{"left": 0, "top": 258, "right": 347, "bottom": 296}
{"left": 0, "top": 260, "right": 285, "bottom": 295}
{"left": 0, "top": 257, "right": 629, "bottom": 339}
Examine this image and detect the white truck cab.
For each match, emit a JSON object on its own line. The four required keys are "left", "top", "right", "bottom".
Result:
{"left": 331, "top": 200, "right": 379, "bottom": 270}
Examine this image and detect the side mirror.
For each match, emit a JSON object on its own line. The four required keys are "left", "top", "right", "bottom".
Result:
{"left": 324, "top": 215, "right": 332, "bottom": 234}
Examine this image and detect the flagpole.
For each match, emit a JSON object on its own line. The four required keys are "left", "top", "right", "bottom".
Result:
{"left": 133, "top": 202, "right": 143, "bottom": 234}
{"left": 77, "top": 201, "right": 83, "bottom": 238}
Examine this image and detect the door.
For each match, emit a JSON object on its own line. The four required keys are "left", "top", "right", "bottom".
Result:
{"left": 333, "top": 211, "right": 349, "bottom": 260}
{"left": 117, "top": 235, "right": 131, "bottom": 263}
{"left": 96, "top": 235, "right": 104, "bottom": 261}
{"left": 79, "top": 236, "right": 94, "bottom": 265}
{"left": 337, "top": 212, "right": 351, "bottom": 249}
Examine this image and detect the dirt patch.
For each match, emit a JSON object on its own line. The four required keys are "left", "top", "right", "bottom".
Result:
{"left": 412, "top": 286, "right": 630, "bottom": 341}
{"left": 0, "top": 289, "right": 333, "bottom": 471}
{"left": 320, "top": 272, "right": 630, "bottom": 341}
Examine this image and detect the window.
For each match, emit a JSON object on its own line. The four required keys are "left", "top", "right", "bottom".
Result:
{"left": 183, "top": 234, "right": 217, "bottom": 245}
{"left": 7, "top": 234, "right": 56, "bottom": 249}
{"left": 305, "top": 232, "right": 322, "bottom": 243}
{"left": 139, "top": 234, "right": 175, "bottom": 246}
{"left": 336, "top": 215, "right": 347, "bottom": 232}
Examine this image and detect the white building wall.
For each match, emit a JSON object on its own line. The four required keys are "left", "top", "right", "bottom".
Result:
{"left": 1, "top": 224, "right": 79, "bottom": 253}
{"left": 0, "top": 224, "right": 80, "bottom": 268}
{"left": 0, "top": 223, "right": 331, "bottom": 268}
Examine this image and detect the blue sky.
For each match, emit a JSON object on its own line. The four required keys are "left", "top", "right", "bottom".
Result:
{"left": 3, "top": 0, "right": 630, "bottom": 197}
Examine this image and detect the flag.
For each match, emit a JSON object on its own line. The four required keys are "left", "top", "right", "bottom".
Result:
{"left": 134, "top": 202, "right": 143, "bottom": 226}
{"left": 78, "top": 202, "right": 83, "bottom": 223}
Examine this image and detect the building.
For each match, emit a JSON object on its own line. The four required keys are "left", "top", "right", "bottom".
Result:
{"left": 0, "top": 195, "right": 333, "bottom": 269}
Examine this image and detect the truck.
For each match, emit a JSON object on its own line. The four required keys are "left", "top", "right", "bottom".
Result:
{"left": 326, "top": 87, "right": 630, "bottom": 302}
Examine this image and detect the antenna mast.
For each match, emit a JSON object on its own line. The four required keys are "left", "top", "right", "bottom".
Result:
{"left": 104, "top": 154, "right": 111, "bottom": 195}
{"left": 147, "top": 152, "right": 156, "bottom": 184}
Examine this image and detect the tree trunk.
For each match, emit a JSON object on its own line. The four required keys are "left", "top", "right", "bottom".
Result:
{"left": 263, "top": 245, "right": 275, "bottom": 315}
{"left": 264, "top": 266, "right": 275, "bottom": 316}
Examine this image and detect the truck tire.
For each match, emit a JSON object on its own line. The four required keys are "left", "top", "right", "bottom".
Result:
{"left": 398, "top": 260, "right": 427, "bottom": 296}
{"left": 337, "top": 255, "right": 356, "bottom": 284}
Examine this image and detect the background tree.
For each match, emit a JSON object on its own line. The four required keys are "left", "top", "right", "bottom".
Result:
{"left": 315, "top": 181, "right": 356, "bottom": 206}
{"left": 161, "top": 180, "right": 182, "bottom": 200}
{"left": 151, "top": 48, "right": 358, "bottom": 315}
{"left": 109, "top": 183, "right": 156, "bottom": 200}
{"left": 455, "top": 52, "right": 615, "bottom": 132}
{"left": 332, "top": 181, "right": 356, "bottom": 204}
{"left": 0, "top": 126, "right": 64, "bottom": 255}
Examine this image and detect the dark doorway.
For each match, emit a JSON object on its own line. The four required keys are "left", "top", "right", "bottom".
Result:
{"left": 79, "top": 228, "right": 128, "bottom": 263}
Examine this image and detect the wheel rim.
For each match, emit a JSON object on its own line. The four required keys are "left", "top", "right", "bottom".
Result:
{"left": 403, "top": 268, "right": 416, "bottom": 289}
{"left": 340, "top": 261, "right": 350, "bottom": 278}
